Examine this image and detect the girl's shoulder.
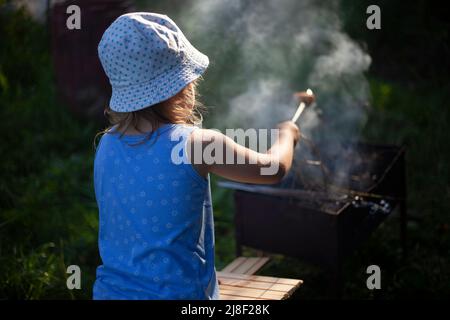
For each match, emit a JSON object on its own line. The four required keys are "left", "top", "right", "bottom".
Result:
{"left": 188, "top": 128, "right": 226, "bottom": 143}
{"left": 170, "top": 124, "right": 201, "bottom": 139}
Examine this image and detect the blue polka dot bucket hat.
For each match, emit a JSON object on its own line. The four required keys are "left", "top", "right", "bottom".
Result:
{"left": 98, "top": 12, "right": 209, "bottom": 112}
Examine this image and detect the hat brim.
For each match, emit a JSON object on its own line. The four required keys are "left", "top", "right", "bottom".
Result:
{"left": 109, "top": 51, "right": 209, "bottom": 113}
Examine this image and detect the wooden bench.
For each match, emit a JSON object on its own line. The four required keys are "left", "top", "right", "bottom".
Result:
{"left": 218, "top": 257, "right": 303, "bottom": 300}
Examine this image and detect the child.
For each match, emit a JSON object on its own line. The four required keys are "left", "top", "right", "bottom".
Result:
{"left": 94, "top": 12, "right": 312, "bottom": 300}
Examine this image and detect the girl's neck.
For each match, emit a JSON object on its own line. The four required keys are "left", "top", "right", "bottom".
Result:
{"left": 117, "top": 121, "right": 194, "bottom": 136}
{"left": 118, "top": 120, "right": 167, "bottom": 136}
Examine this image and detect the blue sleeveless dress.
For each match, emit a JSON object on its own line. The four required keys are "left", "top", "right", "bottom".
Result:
{"left": 93, "top": 123, "right": 219, "bottom": 300}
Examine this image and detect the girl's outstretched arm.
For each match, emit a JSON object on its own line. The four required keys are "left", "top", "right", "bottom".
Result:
{"left": 187, "top": 121, "right": 300, "bottom": 184}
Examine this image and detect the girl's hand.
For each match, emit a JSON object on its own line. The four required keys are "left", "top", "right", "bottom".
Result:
{"left": 277, "top": 121, "right": 300, "bottom": 146}
{"left": 294, "top": 91, "right": 316, "bottom": 105}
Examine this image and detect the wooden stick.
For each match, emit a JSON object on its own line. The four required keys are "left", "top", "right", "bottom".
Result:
{"left": 291, "top": 102, "right": 306, "bottom": 123}
{"left": 291, "top": 88, "right": 313, "bottom": 123}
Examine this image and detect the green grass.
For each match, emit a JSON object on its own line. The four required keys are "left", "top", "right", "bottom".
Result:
{"left": 0, "top": 5, "right": 449, "bottom": 299}
{"left": 0, "top": 7, "right": 99, "bottom": 299}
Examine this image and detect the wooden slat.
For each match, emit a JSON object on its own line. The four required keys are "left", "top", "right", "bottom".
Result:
{"left": 218, "top": 272, "right": 303, "bottom": 300}
{"left": 218, "top": 277, "right": 295, "bottom": 292}
{"left": 245, "top": 257, "right": 270, "bottom": 275}
{"left": 221, "top": 257, "right": 248, "bottom": 273}
{"left": 217, "top": 271, "right": 302, "bottom": 286}
{"left": 220, "top": 285, "right": 286, "bottom": 299}
{"left": 219, "top": 294, "right": 268, "bottom": 300}
{"left": 221, "top": 257, "right": 270, "bottom": 275}
{"left": 235, "top": 257, "right": 270, "bottom": 274}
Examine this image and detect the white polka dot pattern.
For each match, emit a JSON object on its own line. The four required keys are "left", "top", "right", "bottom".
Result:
{"left": 98, "top": 12, "right": 209, "bottom": 112}
{"left": 93, "top": 124, "right": 219, "bottom": 300}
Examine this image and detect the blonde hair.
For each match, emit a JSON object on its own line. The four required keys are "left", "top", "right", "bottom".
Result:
{"left": 95, "top": 79, "right": 205, "bottom": 147}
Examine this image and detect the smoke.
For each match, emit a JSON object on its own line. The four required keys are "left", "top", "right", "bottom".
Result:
{"left": 19, "top": 0, "right": 372, "bottom": 142}
{"left": 179, "top": 0, "right": 371, "bottom": 136}
{"left": 12, "top": 0, "right": 373, "bottom": 190}
{"left": 175, "top": 0, "right": 372, "bottom": 189}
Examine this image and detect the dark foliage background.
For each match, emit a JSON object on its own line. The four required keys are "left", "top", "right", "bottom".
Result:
{"left": 0, "top": 0, "right": 449, "bottom": 299}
